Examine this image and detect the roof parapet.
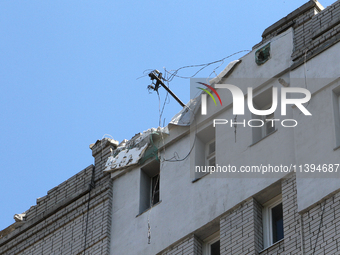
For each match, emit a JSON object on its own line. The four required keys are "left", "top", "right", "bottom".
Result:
{"left": 262, "top": 0, "right": 324, "bottom": 39}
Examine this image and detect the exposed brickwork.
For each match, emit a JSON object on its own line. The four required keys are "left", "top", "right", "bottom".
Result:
{"left": 302, "top": 190, "right": 340, "bottom": 254}
{"left": 220, "top": 198, "right": 263, "bottom": 255}
{"left": 292, "top": 0, "right": 340, "bottom": 64}
{"left": 160, "top": 235, "right": 202, "bottom": 255}
{"left": 281, "top": 174, "right": 301, "bottom": 255}
{"left": 24, "top": 166, "right": 94, "bottom": 222}
{"left": 253, "top": 0, "right": 340, "bottom": 67}
{"left": 259, "top": 240, "right": 284, "bottom": 255}
{"left": 0, "top": 138, "right": 115, "bottom": 255}
{"left": 253, "top": 0, "right": 322, "bottom": 50}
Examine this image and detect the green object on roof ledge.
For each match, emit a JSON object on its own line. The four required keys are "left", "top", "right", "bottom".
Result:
{"left": 255, "top": 43, "right": 271, "bottom": 65}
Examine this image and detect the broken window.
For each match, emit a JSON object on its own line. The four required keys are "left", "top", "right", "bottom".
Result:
{"left": 151, "top": 174, "right": 160, "bottom": 206}
{"left": 139, "top": 160, "right": 160, "bottom": 214}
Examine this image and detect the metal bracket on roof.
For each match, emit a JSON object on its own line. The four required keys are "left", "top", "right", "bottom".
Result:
{"left": 148, "top": 70, "right": 185, "bottom": 107}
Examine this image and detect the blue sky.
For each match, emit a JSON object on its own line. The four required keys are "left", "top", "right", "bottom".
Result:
{"left": 0, "top": 0, "right": 335, "bottom": 231}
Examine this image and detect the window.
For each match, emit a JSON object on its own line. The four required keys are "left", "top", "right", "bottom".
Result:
{"left": 203, "top": 233, "right": 220, "bottom": 255}
{"left": 332, "top": 88, "right": 340, "bottom": 148}
{"left": 251, "top": 87, "right": 277, "bottom": 144}
{"left": 193, "top": 124, "right": 215, "bottom": 180}
{"left": 338, "top": 94, "right": 340, "bottom": 115}
{"left": 262, "top": 107, "right": 276, "bottom": 137}
{"left": 139, "top": 160, "right": 160, "bottom": 214}
{"left": 206, "top": 140, "right": 216, "bottom": 167}
{"left": 151, "top": 174, "right": 160, "bottom": 206}
{"left": 262, "top": 195, "right": 284, "bottom": 248}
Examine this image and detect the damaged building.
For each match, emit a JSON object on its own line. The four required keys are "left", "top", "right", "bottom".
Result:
{"left": 2, "top": 0, "right": 340, "bottom": 254}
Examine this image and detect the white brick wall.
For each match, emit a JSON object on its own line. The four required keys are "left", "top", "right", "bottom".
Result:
{"left": 0, "top": 140, "right": 114, "bottom": 255}
{"left": 220, "top": 198, "right": 263, "bottom": 255}
{"left": 160, "top": 235, "right": 202, "bottom": 255}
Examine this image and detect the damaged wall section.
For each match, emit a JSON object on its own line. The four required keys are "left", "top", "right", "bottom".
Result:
{"left": 104, "top": 128, "right": 168, "bottom": 179}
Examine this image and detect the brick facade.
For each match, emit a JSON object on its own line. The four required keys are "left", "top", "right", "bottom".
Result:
{"left": 2, "top": 1, "right": 340, "bottom": 254}
{"left": 281, "top": 174, "right": 302, "bottom": 255}
{"left": 160, "top": 235, "right": 202, "bottom": 255}
{"left": 220, "top": 198, "right": 263, "bottom": 255}
{"left": 253, "top": 0, "right": 340, "bottom": 68}
{"left": 0, "top": 138, "right": 116, "bottom": 255}
{"left": 302, "top": 189, "right": 340, "bottom": 254}
{"left": 159, "top": 173, "right": 340, "bottom": 255}
{"left": 292, "top": 0, "right": 340, "bottom": 64}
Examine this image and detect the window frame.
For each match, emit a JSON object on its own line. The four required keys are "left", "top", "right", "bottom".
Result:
{"left": 139, "top": 160, "right": 161, "bottom": 214}
{"left": 250, "top": 87, "right": 278, "bottom": 144}
{"left": 203, "top": 232, "right": 220, "bottom": 255}
{"left": 332, "top": 88, "right": 340, "bottom": 149}
{"left": 150, "top": 173, "right": 160, "bottom": 206}
{"left": 262, "top": 195, "right": 284, "bottom": 248}
{"left": 206, "top": 139, "right": 216, "bottom": 167}
{"left": 261, "top": 104, "right": 276, "bottom": 138}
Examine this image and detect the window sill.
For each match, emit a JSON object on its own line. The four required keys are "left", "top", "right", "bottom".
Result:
{"left": 192, "top": 172, "right": 210, "bottom": 183}
{"left": 249, "top": 129, "right": 278, "bottom": 147}
{"left": 259, "top": 238, "right": 284, "bottom": 254}
{"left": 136, "top": 200, "right": 162, "bottom": 218}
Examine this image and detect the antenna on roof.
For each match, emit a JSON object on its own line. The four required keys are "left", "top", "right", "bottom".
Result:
{"left": 148, "top": 70, "right": 185, "bottom": 107}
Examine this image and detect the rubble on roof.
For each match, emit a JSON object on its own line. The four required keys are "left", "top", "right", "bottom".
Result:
{"left": 14, "top": 213, "right": 26, "bottom": 222}
{"left": 104, "top": 127, "right": 168, "bottom": 173}
{"left": 104, "top": 143, "right": 148, "bottom": 172}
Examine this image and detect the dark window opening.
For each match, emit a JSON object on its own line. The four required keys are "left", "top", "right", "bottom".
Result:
{"left": 151, "top": 174, "right": 160, "bottom": 206}
{"left": 139, "top": 160, "right": 160, "bottom": 214}
{"left": 210, "top": 240, "right": 220, "bottom": 255}
{"left": 272, "top": 203, "right": 284, "bottom": 243}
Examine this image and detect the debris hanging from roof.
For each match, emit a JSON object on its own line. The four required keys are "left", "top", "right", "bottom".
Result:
{"left": 169, "top": 98, "right": 199, "bottom": 127}
{"left": 104, "top": 127, "right": 169, "bottom": 173}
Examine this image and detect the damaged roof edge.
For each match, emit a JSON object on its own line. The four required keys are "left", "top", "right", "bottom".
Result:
{"left": 90, "top": 138, "right": 119, "bottom": 157}
{"left": 103, "top": 127, "right": 169, "bottom": 174}
{"left": 209, "top": 60, "right": 242, "bottom": 85}
{"left": 169, "top": 59, "right": 243, "bottom": 128}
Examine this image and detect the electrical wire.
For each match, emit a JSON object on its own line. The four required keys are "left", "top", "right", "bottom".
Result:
{"left": 146, "top": 49, "right": 255, "bottom": 243}
{"left": 137, "top": 69, "right": 156, "bottom": 80}
{"left": 163, "top": 50, "right": 250, "bottom": 82}
{"left": 312, "top": 200, "right": 326, "bottom": 255}
{"left": 83, "top": 166, "right": 96, "bottom": 255}
{"left": 159, "top": 69, "right": 171, "bottom": 127}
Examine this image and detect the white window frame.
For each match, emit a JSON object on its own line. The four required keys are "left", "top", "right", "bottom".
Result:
{"left": 203, "top": 232, "right": 220, "bottom": 255}
{"left": 262, "top": 195, "right": 283, "bottom": 248}
{"left": 261, "top": 104, "right": 276, "bottom": 138}
{"left": 332, "top": 89, "right": 340, "bottom": 148}
{"left": 206, "top": 139, "right": 216, "bottom": 167}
